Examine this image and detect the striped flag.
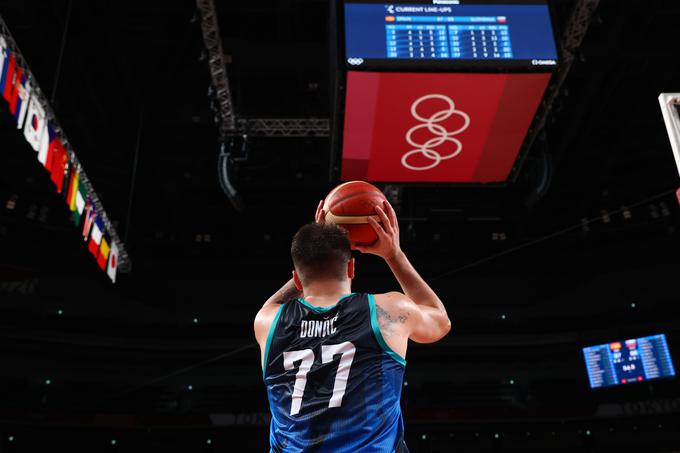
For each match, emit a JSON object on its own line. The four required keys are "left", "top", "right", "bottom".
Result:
{"left": 72, "top": 182, "right": 87, "bottom": 225}
{"left": 88, "top": 216, "right": 104, "bottom": 258}
{"left": 82, "top": 199, "right": 96, "bottom": 240}
{"left": 65, "top": 167, "right": 79, "bottom": 211}
{"left": 0, "top": 37, "right": 8, "bottom": 89}
{"left": 1, "top": 52, "right": 30, "bottom": 128}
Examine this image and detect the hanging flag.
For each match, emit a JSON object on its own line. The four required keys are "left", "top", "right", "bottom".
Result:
{"left": 88, "top": 216, "right": 104, "bottom": 258}
{"left": 23, "top": 94, "right": 46, "bottom": 151}
{"left": 97, "top": 236, "right": 110, "bottom": 270}
{"left": 47, "top": 137, "right": 68, "bottom": 193}
{"left": 107, "top": 240, "right": 119, "bottom": 283}
{"left": 65, "top": 166, "right": 79, "bottom": 210}
{"left": 14, "top": 78, "right": 30, "bottom": 129}
{"left": 37, "top": 122, "right": 56, "bottom": 167}
{"left": 0, "top": 37, "right": 9, "bottom": 93}
{"left": 1, "top": 48, "right": 15, "bottom": 102}
{"left": 1, "top": 32, "right": 127, "bottom": 283}
{"left": 1, "top": 52, "right": 30, "bottom": 128}
{"left": 82, "top": 198, "right": 96, "bottom": 240}
{"left": 73, "top": 181, "right": 87, "bottom": 225}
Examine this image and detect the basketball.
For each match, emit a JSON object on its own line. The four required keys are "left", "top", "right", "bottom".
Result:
{"left": 322, "top": 181, "right": 387, "bottom": 246}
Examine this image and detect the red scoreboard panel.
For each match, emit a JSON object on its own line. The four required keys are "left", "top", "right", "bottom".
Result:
{"left": 341, "top": 71, "right": 550, "bottom": 183}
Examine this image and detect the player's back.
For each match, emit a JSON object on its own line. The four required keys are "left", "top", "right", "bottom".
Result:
{"left": 263, "top": 292, "right": 408, "bottom": 453}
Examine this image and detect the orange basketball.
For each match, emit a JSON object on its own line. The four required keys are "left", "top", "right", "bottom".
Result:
{"left": 322, "top": 181, "right": 387, "bottom": 246}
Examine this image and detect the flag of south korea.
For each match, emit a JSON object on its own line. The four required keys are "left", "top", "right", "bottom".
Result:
{"left": 23, "top": 94, "right": 46, "bottom": 151}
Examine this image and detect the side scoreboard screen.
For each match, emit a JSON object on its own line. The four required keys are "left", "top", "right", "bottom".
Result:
{"left": 583, "top": 334, "right": 676, "bottom": 389}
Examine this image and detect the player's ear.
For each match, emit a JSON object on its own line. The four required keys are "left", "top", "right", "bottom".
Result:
{"left": 347, "top": 258, "right": 355, "bottom": 280}
{"left": 292, "top": 270, "right": 303, "bottom": 291}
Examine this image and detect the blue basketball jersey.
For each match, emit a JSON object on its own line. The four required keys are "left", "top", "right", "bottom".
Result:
{"left": 263, "top": 293, "right": 408, "bottom": 453}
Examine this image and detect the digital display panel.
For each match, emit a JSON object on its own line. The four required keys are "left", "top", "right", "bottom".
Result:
{"left": 344, "top": 1, "right": 558, "bottom": 69}
{"left": 583, "top": 334, "right": 676, "bottom": 389}
{"left": 341, "top": 71, "right": 550, "bottom": 183}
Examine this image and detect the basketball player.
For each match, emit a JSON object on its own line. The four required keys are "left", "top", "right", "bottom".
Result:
{"left": 254, "top": 200, "right": 451, "bottom": 452}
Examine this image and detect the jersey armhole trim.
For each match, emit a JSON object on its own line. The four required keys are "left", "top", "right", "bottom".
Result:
{"left": 262, "top": 304, "right": 285, "bottom": 380}
{"left": 368, "top": 294, "right": 407, "bottom": 367}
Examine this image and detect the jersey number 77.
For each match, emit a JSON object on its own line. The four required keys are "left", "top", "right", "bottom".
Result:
{"left": 283, "top": 341, "right": 356, "bottom": 416}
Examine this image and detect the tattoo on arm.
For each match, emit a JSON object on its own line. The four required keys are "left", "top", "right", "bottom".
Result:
{"left": 376, "top": 304, "right": 409, "bottom": 339}
{"left": 269, "top": 280, "right": 302, "bottom": 306}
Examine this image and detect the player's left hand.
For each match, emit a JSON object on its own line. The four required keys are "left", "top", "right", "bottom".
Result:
{"left": 354, "top": 200, "right": 402, "bottom": 260}
{"left": 315, "top": 199, "right": 325, "bottom": 223}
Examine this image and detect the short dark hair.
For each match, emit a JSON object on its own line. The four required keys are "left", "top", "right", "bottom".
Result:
{"left": 291, "top": 223, "right": 351, "bottom": 283}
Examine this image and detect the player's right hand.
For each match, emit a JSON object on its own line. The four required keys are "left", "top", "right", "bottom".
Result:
{"left": 354, "top": 200, "right": 402, "bottom": 261}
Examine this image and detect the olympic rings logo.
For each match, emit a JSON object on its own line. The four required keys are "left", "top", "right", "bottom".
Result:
{"left": 401, "top": 94, "right": 470, "bottom": 171}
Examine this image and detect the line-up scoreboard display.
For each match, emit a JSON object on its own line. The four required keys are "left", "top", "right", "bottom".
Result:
{"left": 583, "top": 334, "right": 676, "bottom": 389}
{"left": 344, "top": 0, "right": 558, "bottom": 69}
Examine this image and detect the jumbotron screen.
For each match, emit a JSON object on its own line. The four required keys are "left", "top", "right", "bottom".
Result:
{"left": 344, "top": 0, "right": 558, "bottom": 69}
{"left": 583, "top": 334, "right": 676, "bottom": 389}
{"left": 341, "top": 71, "right": 550, "bottom": 183}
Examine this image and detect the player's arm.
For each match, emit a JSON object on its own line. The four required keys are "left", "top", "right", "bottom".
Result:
{"left": 254, "top": 279, "right": 300, "bottom": 340}
{"left": 254, "top": 279, "right": 302, "bottom": 368}
{"left": 355, "top": 201, "right": 451, "bottom": 343}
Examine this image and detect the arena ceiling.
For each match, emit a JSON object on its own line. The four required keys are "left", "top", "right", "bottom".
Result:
{"left": 0, "top": 0, "right": 679, "bottom": 418}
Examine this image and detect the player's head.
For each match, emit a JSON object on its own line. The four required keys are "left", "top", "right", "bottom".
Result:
{"left": 291, "top": 223, "right": 354, "bottom": 288}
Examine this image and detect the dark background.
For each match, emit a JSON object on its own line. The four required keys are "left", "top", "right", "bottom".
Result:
{"left": 1, "top": 0, "right": 679, "bottom": 451}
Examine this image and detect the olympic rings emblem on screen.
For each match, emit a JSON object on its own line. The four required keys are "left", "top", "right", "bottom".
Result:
{"left": 401, "top": 94, "right": 470, "bottom": 171}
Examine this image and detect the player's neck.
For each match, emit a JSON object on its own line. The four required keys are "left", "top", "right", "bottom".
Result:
{"left": 301, "top": 280, "right": 352, "bottom": 307}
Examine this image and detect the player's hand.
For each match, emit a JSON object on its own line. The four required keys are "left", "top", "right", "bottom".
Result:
{"left": 354, "top": 200, "right": 401, "bottom": 260}
{"left": 315, "top": 199, "right": 325, "bottom": 223}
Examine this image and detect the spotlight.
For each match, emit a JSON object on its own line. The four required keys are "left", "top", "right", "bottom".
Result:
{"left": 5, "top": 195, "right": 17, "bottom": 210}
{"left": 600, "top": 209, "right": 610, "bottom": 224}
{"left": 622, "top": 206, "right": 632, "bottom": 219}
